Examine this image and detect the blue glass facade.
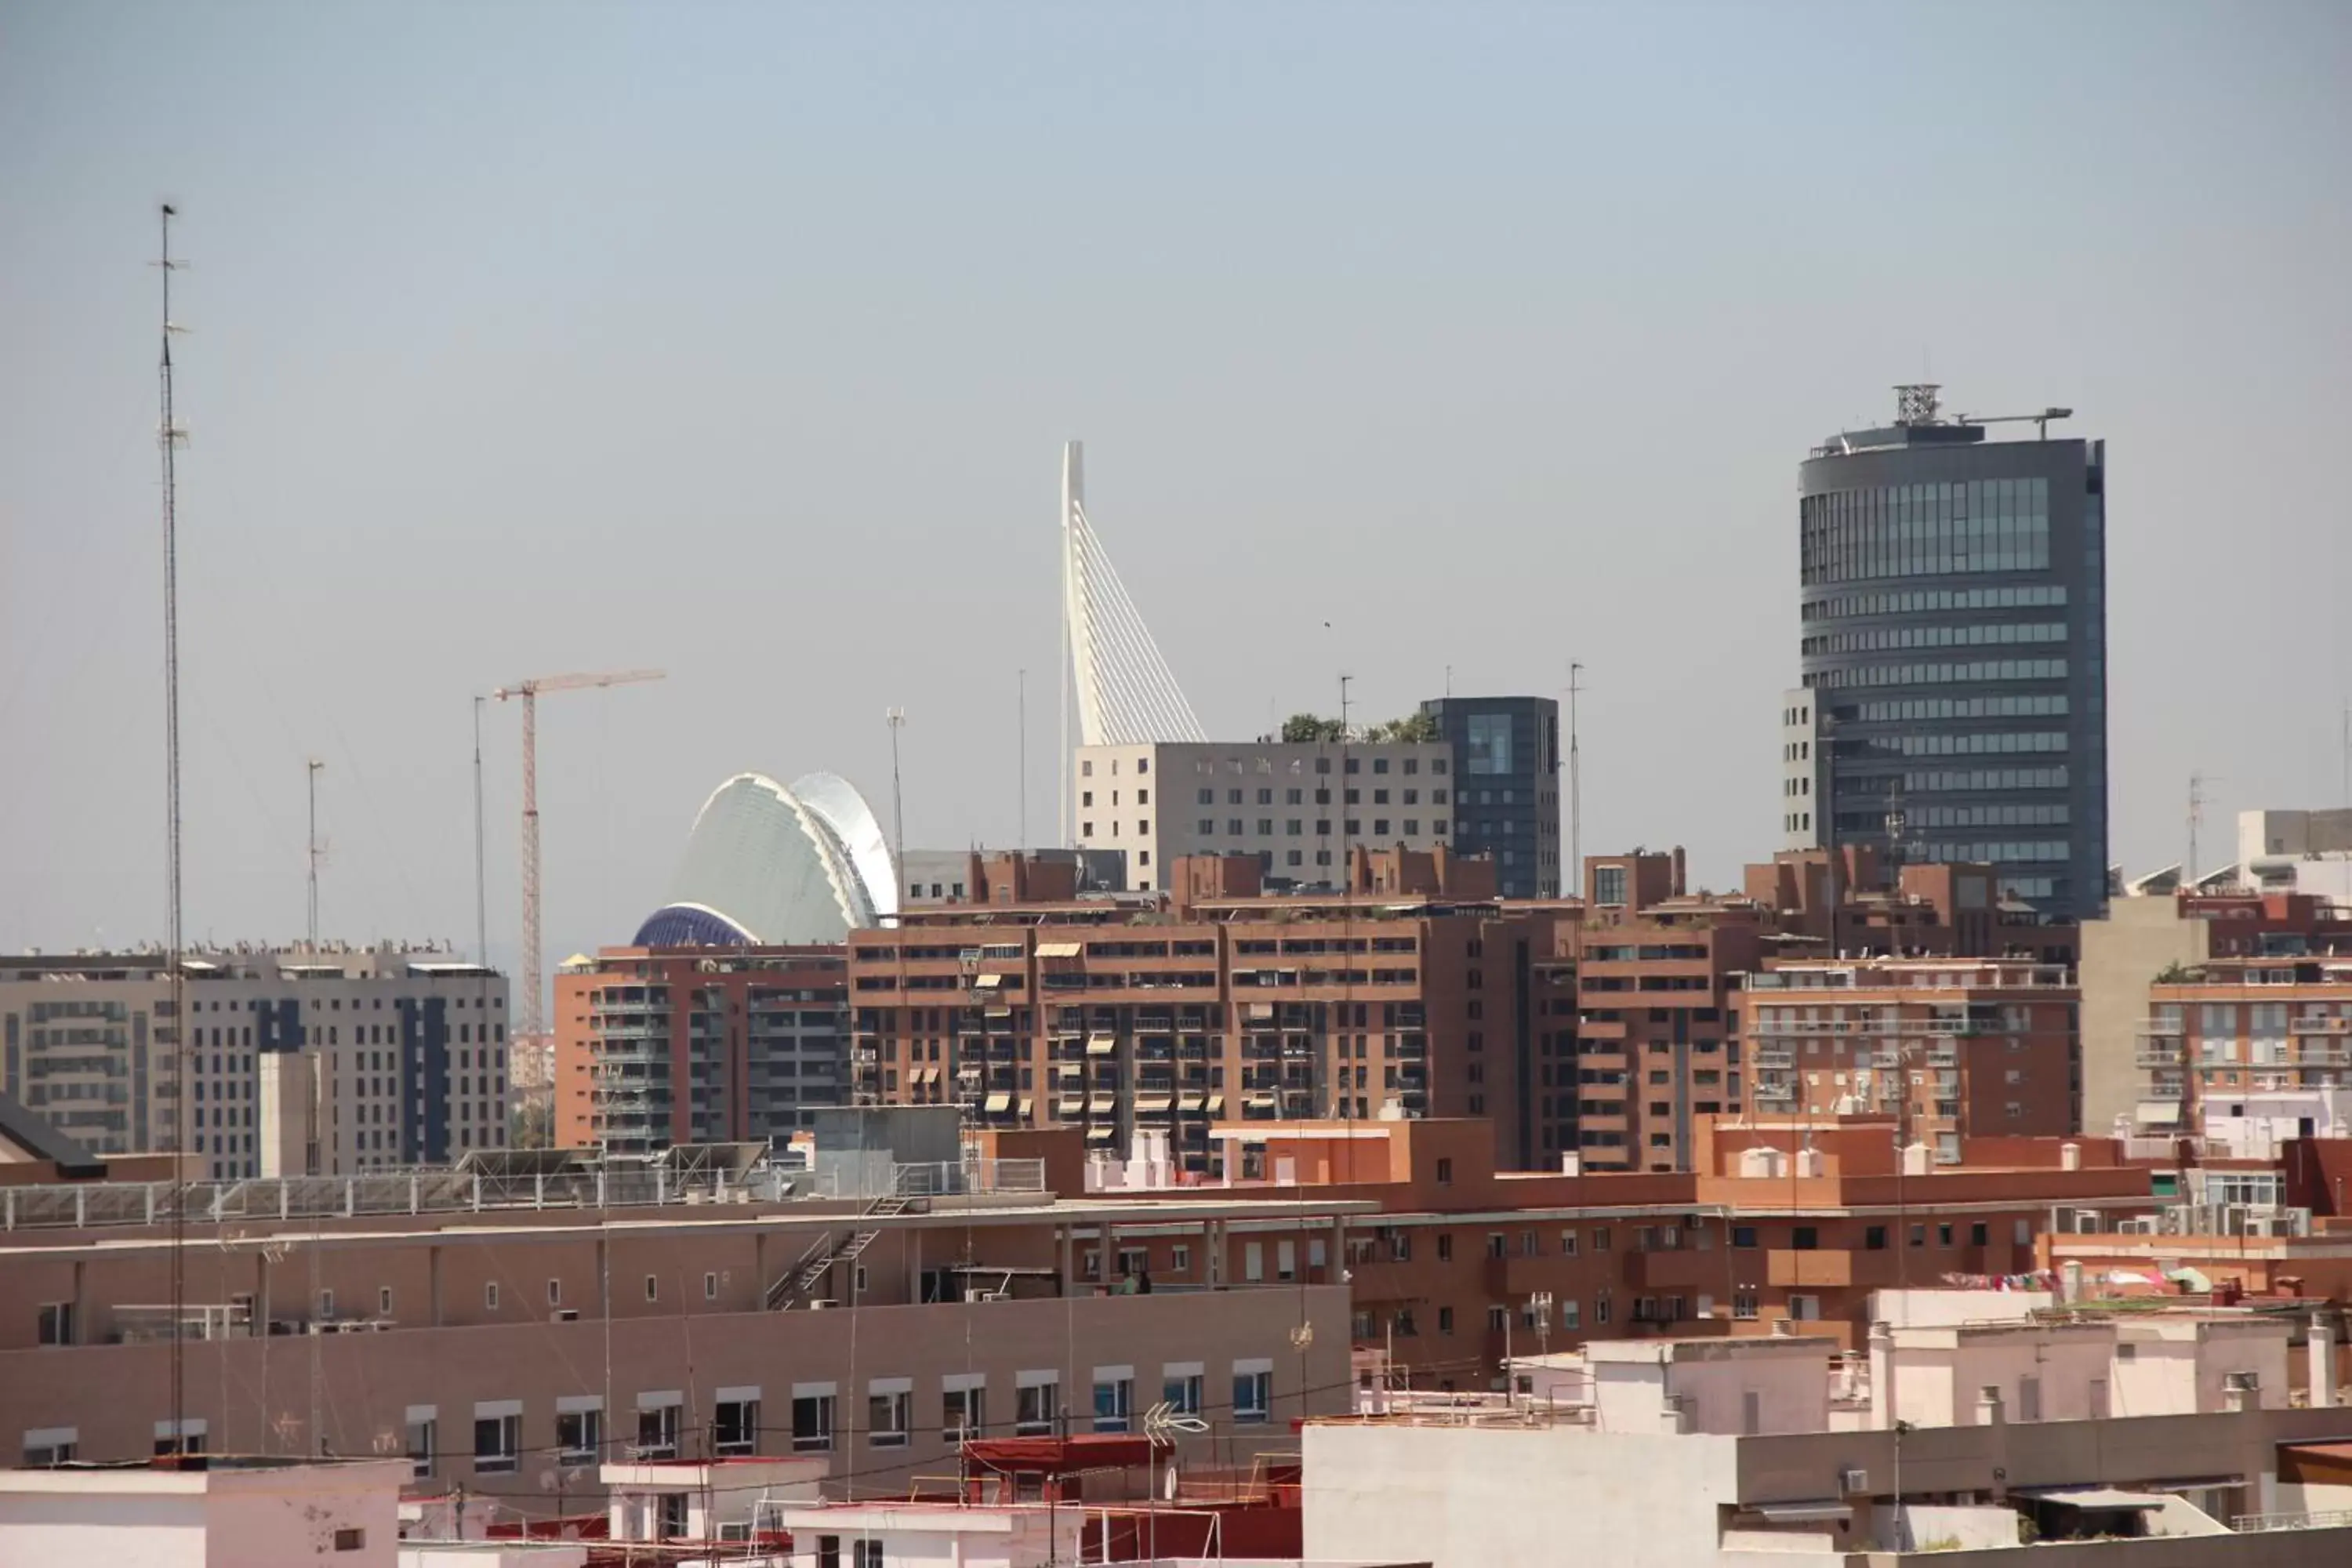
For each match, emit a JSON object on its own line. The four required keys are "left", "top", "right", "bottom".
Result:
{"left": 1418, "top": 696, "right": 1561, "bottom": 898}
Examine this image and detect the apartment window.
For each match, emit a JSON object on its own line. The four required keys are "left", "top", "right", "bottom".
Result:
{"left": 1864, "top": 1225, "right": 1887, "bottom": 1250}
{"left": 1732, "top": 1225, "right": 1759, "bottom": 1249}
{"left": 943, "top": 1381, "right": 985, "bottom": 1443}
{"left": 1091, "top": 1369, "right": 1134, "bottom": 1432}
{"left": 704, "top": 1271, "right": 719, "bottom": 1301}
{"left": 869, "top": 1383, "right": 912, "bottom": 1448}
{"left": 714, "top": 1391, "right": 761, "bottom": 1456}
{"left": 1970, "top": 1222, "right": 1990, "bottom": 1246}
{"left": 1593, "top": 866, "right": 1627, "bottom": 906}
{"left": 793, "top": 1387, "right": 837, "bottom": 1451}
{"left": 635, "top": 1400, "right": 681, "bottom": 1461}
{"left": 23, "top": 1428, "right": 78, "bottom": 1467}
{"left": 35, "top": 1303, "right": 74, "bottom": 1346}
{"left": 1162, "top": 1367, "right": 1203, "bottom": 1416}
{"left": 473, "top": 1404, "right": 521, "bottom": 1473}
{"left": 852, "top": 1544, "right": 885, "bottom": 1568}
{"left": 1436, "top": 1157, "right": 1453, "bottom": 1185}
{"left": 556, "top": 1402, "right": 602, "bottom": 1463}
{"left": 1233, "top": 1363, "right": 1272, "bottom": 1424}
{"left": 379, "top": 1286, "right": 394, "bottom": 1316}
{"left": 1486, "top": 1232, "right": 1506, "bottom": 1260}
{"left": 405, "top": 1409, "right": 436, "bottom": 1477}
{"left": 1791, "top": 1226, "right": 1819, "bottom": 1250}
{"left": 1559, "top": 1229, "right": 1578, "bottom": 1256}
{"left": 1733, "top": 1292, "right": 1759, "bottom": 1320}
{"left": 644, "top": 1275, "right": 659, "bottom": 1302}
{"left": 1015, "top": 1376, "right": 1058, "bottom": 1437}
{"left": 1486, "top": 1305, "right": 1508, "bottom": 1331}
{"left": 1592, "top": 1226, "right": 1611, "bottom": 1251}
{"left": 1436, "top": 1232, "right": 1453, "bottom": 1262}
{"left": 1438, "top": 1305, "right": 1455, "bottom": 1334}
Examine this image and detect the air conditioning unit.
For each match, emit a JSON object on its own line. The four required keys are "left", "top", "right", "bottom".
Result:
{"left": 1841, "top": 1468, "right": 1869, "bottom": 1494}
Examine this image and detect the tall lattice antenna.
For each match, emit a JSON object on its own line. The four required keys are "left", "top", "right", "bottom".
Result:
{"left": 155, "top": 200, "right": 191, "bottom": 1458}
{"left": 306, "top": 759, "right": 327, "bottom": 949}
{"left": 1566, "top": 662, "right": 1585, "bottom": 896}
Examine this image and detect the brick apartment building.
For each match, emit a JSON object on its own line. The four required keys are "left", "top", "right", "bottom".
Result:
{"left": 849, "top": 849, "right": 1566, "bottom": 1174}
{"left": 1114, "top": 1114, "right": 2155, "bottom": 1390}
{"left": 554, "top": 946, "right": 848, "bottom": 1154}
{"left": 2132, "top": 951, "right": 2352, "bottom": 1142}
{"left": 1741, "top": 956, "right": 2082, "bottom": 1155}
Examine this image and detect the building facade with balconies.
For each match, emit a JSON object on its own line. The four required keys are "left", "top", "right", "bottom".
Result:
{"left": 554, "top": 946, "right": 848, "bottom": 1155}
{"left": 1740, "top": 958, "right": 2079, "bottom": 1155}
{"left": 2130, "top": 954, "right": 2352, "bottom": 1148}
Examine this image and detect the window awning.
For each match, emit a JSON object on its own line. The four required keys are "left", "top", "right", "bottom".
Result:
{"left": 1055, "top": 1098, "right": 1083, "bottom": 1116}
{"left": 1752, "top": 1501, "right": 1851, "bottom": 1524}
{"left": 1204, "top": 1094, "right": 1225, "bottom": 1115}
{"left": 1018, "top": 1098, "right": 1034, "bottom": 1117}
{"left": 1056, "top": 1062, "right": 1083, "bottom": 1076}
{"left": 1134, "top": 1095, "right": 1174, "bottom": 1112}
{"left": 2135, "top": 1100, "right": 2184, "bottom": 1126}
{"left": 984, "top": 1093, "right": 1012, "bottom": 1112}
{"left": 920, "top": 1066, "right": 938, "bottom": 1084}
{"left": 1179, "top": 1094, "right": 1207, "bottom": 1112}
{"left": 1086, "top": 1126, "right": 1116, "bottom": 1141}
{"left": 974, "top": 974, "right": 1005, "bottom": 989}
{"left": 1087, "top": 1035, "right": 1117, "bottom": 1055}
{"left": 1245, "top": 1094, "right": 1276, "bottom": 1109}
{"left": 1087, "top": 1094, "right": 1116, "bottom": 1114}
{"left": 1036, "top": 942, "right": 1083, "bottom": 959}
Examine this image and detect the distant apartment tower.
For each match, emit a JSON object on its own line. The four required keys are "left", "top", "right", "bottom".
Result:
{"left": 1417, "top": 695, "right": 1562, "bottom": 898}
{"left": 554, "top": 946, "right": 848, "bottom": 1156}
{"left": 0, "top": 944, "right": 507, "bottom": 1179}
{"left": 1740, "top": 956, "right": 2082, "bottom": 1155}
{"left": 1780, "top": 385, "right": 2108, "bottom": 921}
{"left": 849, "top": 850, "right": 1552, "bottom": 1174}
{"left": 1074, "top": 739, "right": 1455, "bottom": 891}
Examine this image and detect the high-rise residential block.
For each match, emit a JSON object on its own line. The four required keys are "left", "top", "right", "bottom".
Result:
{"left": 1417, "top": 695, "right": 1562, "bottom": 898}
{"left": 0, "top": 945, "right": 507, "bottom": 1178}
{"left": 1781, "top": 385, "right": 2107, "bottom": 920}
{"left": 554, "top": 946, "right": 848, "bottom": 1156}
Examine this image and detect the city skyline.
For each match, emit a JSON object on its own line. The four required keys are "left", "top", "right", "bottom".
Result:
{"left": 4, "top": 3, "right": 2348, "bottom": 976}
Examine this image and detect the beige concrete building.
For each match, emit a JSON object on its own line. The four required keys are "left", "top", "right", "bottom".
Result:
{"left": 0, "top": 1150, "right": 1358, "bottom": 1520}
{"left": 1073, "top": 739, "right": 1454, "bottom": 891}
{"left": 0, "top": 944, "right": 509, "bottom": 1179}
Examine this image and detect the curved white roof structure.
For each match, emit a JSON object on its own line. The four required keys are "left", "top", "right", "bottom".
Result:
{"left": 633, "top": 772, "right": 898, "bottom": 946}
{"left": 1062, "top": 441, "right": 1205, "bottom": 746}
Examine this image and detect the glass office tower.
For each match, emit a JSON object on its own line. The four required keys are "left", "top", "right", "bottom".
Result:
{"left": 1780, "top": 387, "right": 2107, "bottom": 920}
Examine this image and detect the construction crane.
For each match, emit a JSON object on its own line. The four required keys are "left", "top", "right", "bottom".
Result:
{"left": 1955, "top": 405, "right": 2074, "bottom": 440}
{"left": 492, "top": 669, "right": 666, "bottom": 1041}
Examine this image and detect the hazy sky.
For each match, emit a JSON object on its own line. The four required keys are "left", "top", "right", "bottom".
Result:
{"left": 4, "top": 2, "right": 2347, "bottom": 996}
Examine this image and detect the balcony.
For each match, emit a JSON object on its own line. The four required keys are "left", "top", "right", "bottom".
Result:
{"left": 2135, "top": 1040, "right": 2187, "bottom": 1069}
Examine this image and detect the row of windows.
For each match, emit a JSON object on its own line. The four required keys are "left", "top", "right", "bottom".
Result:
{"left": 1836, "top": 766, "right": 2069, "bottom": 793}
{"left": 1809, "top": 659, "right": 2067, "bottom": 689}
{"left": 1835, "top": 694, "right": 2068, "bottom": 723}
{"left": 1834, "top": 802, "right": 2070, "bottom": 829}
{"left": 1833, "top": 730, "right": 2070, "bottom": 759}
{"left": 1909, "top": 840, "right": 2073, "bottom": 863}
{"left": 1803, "top": 621, "right": 2068, "bottom": 656}
{"left": 1802, "top": 583, "right": 2067, "bottom": 621}
{"left": 1188, "top": 818, "right": 1447, "bottom": 839}
{"left": 1194, "top": 786, "right": 1451, "bottom": 808}
{"left": 1800, "top": 477, "right": 2054, "bottom": 586}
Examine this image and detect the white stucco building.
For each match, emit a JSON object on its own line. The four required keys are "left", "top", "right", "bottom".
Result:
{"left": 0, "top": 1457, "right": 408, "bottom": 1567}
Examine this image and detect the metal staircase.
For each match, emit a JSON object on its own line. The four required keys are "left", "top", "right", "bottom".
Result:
{"left": 766, "top": 1192, "right": 915, "bottom": 1309}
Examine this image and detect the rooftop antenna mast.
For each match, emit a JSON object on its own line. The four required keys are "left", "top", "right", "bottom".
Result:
{"left": 1566, "top": 662, "right": 1585, "bottom": 896}
{"left": 887, "top": 707, "right": 909, "bottom": 916}
{"left": 155, "top": 200, "right": 191, "bottom": 1458}
{"left": 2187, "top": 771, "right": 2213, "bottom": 886}
{"left": 306, "top": 759, "right": 326, "bottom": 949}
{"left": 473, "top": 696, "right": 488, "bottom": 966}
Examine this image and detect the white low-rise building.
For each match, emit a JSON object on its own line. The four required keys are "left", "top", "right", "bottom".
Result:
{"left": 0, "top": 1456, "right": 408, "bottom": 1566}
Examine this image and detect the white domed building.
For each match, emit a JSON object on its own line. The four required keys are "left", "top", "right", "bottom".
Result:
{"left": 633, "top": 771, "right": 898, "bottom": 945}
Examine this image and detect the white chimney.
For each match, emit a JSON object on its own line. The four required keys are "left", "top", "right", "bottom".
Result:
{"left": 1560, "top": 1152, "right": 1582, "bottom": 1176}
{"left": 2312, "top": 1312, "right": 2339, "bottom": 1410}
{"left": 1900, "top": 1142, "right": 1931, "bottom": 1177}
{"left": 2060, "top": 1142, "right": 2082, "bottom": 1172}
{"left": 1795, "top": 1146, "right": 1825, "bottom": 1178}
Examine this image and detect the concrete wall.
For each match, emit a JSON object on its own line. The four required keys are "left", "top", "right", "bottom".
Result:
{"left": 0, "top": 1460, "right": 406, "bottom": 1568}
{"left": 2079, "top": 898, "right": 2205, "bottom": 1134}
{"left": 1304, "top": 1423, "right": 1737, "bottom": 1568}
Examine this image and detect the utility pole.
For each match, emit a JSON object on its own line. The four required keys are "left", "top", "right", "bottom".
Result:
{"left": 1566, "top": 662, "right": 1584, "bottom": 895}
{"left": 154, "top": 201, "right": 191, "bottom": 1457}
{"left": 887, "top": 707, "right": 908, "bottom": 907}
{"left": 2187, "top": 771, "right": 2212, "bottom": 886}
{"left": 306, "top": 759, "right": 325, "bottom": 949}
